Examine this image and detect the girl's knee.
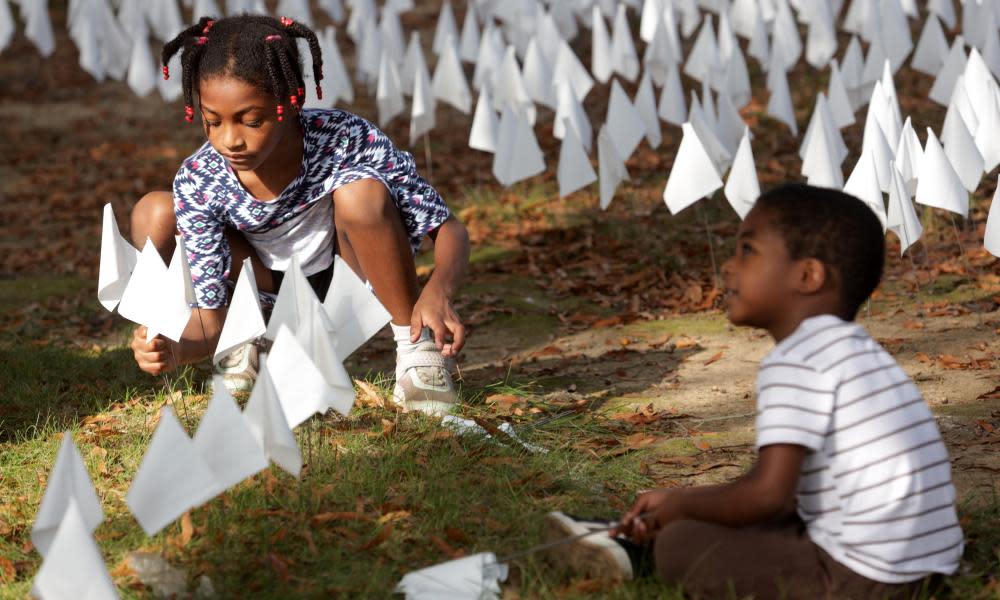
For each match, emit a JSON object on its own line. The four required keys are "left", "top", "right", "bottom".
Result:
{"left": 132, "top": 191, "right": 176, "bottom": 230}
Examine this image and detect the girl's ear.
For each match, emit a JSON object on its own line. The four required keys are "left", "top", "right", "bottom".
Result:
{"left": 795, "top": 257, "right": 829, "bottom": 295}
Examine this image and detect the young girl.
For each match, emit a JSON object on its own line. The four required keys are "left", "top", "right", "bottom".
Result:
{"left": 128, "top": 15, "right": 470, "bottom": 416}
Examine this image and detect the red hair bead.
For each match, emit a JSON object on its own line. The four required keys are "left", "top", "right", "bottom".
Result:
{"left": 196, "top": 36, "right": 208, "bottom": 45}
{"left": 316, "top": 86, "right": 323, "bottom": 100}
{"left": 290, "top": 94, "right": 298, "bottom": 106}
{"left": 280, "top": 16, "right": 293, "bottom": 27}
{"left": 277, "top": 104, "right": 284, "bottom": 122}
{"left": 162, "top": 65, "right": 169, "bottom": 80}
{"left": 202, "top": 20, "right": 215, "bottom": 34}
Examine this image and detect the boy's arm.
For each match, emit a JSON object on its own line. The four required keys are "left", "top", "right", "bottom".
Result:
{"left": 617, "top": 444, "right": 807, "bottom": 544}
{"left": 411, "top": 216, "right": 471, "bottom": 356}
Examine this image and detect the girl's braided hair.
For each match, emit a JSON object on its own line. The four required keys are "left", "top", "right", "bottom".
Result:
{"left": 161, "top": 15, "right": 324, "bottom": 123}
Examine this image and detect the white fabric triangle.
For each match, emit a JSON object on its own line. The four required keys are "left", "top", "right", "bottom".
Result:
{"left": 634, "top": 72, "right": 662, "bottom": 149}
{"left": 662, "top": 122, "right": 723, "bottom": 215}
{"left": 717, "top": 10, "right": 737, "bottom": 63}
{"left": 242, "top": 363, "right": 302, "bottom": 478}
{"left": 534, "top": 11, "right": 564, "bottom": 65}
{"left": 598, "top": 125, "right": 629, "bottom": 210}
{"left": 0, "top": 0, "right": 14, "bottom": 55}
{"left": 33, "top": 499, "right": 118, "bottom": 600}
{"left": 975, "top": 86, "right": 1000, "bottom": 173}
{"left": 265, "top": 255, "right": 317, "bottom": 341}
{"left": 747, "top": 8, "right": 770, "bottom": 67}
{"left": 714, "top": 90, "right": 744, "bottom": 154}
{"left": 401, "top": 31, "right": 429, "bottom": 98}
{"left": 322, "top": 256, "right": 391, "bottom": 359}
{"left": 469, "top": 87, "right": 499, "bottom": 153}
{"left": 144, "top": 0, "right": 184, "bottom": 43}
{"left": 31, "top": 433, "right": 104, "bottom": 557}
{"left": 658, "top": 63, "right": 687, "bottom": 126}
{"left": 859, "top": 35, "right": 886, "bottom": 98}
{"left": 458, "top": 2, "right": 480, "bottom": 63}
{"left": 267, "top": 323, "right": 349, "bottom": 426}
{"left": 730, "top": 0, "right": 759, "bottom": 40}
{"left": 213, "top": 258, "right": 266, "bottom": 364}
{"left": 915, "top": 128, "right": 969, "bottom": 218}
{"left": 724, "top": 127, "right": 761, "bottom": 219}
{"left": 983, "top": 14, "right": 1000, "bottom": 80}
{"left": 963, "top": 48, "right": 997, "bottom": 128}
{"left": 841, "top": 35, "right": 867, "bottom": 110}
{"left": 432, "top": 0, "right": 458, "bottom": 56}
{"left": 126, "top": 406, "right": 221, "bottom": 536}
{"left": 860, "top": 106, "right": 896, "bottom": 194}
{"left": 590, "top": 5, "right": 613, "bottom": 83}
{"left": 557, "top": 120, "right": 598, "bottom": 198}
{"left": 552, "top": 39, "right": 595, "bottom": 102}
{"left": 522, "top": 37, "right": 556, "bottom": 109}
{"left": 356, "top": 17, "right": 382, "bottom": 86}
{"left": 911, "top": 13, "right": 949, "bottom": 76}
{"left": 801, "top": 101, "right": 844, "bottom": 190}
{"left": 765, "top": 52, "right": 798, "bottom": 136}
{"left": 843, "top": 150, "right": 888, "bottom": 228}
{"left": 878, "top": 0, "right": 912, "bottom": 72}
{"left": 887, "top": 161, "right": 923, "bottom": 255}
{"left": 688, "top": 93, "right": 733, "bottom": 173}
{"left": 770, "top": 0, "right": 802, "bottom": 71}
{"left": 929, "top": 0, "right": 956, "bottom": 30}
{"left": 804, "top": 0, "right": 837, "bottom": 69}
{"left": 878, "top": 62, "right": 903, "bottom": 144}
{"left": 380, "top": 9, "right": 406, "bottom": 66}
{"left": 493, "top": 46, "right": 536, "bottom": 125}
{"left": 941, "top": 110, "right": 984, "bottom": 192}
{"left": 723, "top": 45, "right": 752, "bottom": 108}
{"left": 643, "top": 12, "right": 676, "bottom": 86}
{"left": 117, "top": 239, "right": 191, "bottom": 343}
{"left": 684, "top": 14, "right": 722, "bottom": 87}
{"left": 640, "top": 0, "right": 665, "bottom": 42}
{"left": 472, "top": 21, "right": 504, "bottom": 91}
{"left": 431, "top": 37, "right": 472, "bottom": 114}
{"left": 605, "top": 79, "right": 647, "bottom": 160}
{"left": 192, "top": 0, "right": 222, "bottom": 22}
{"left": 409, "top": 64, "right": 436, "bottom": 145}
{"left": 97, "top": 203, "right": 139, "bottom": 312}
{"left": 984, "top": 177, "right": 1000, "bottom": 257}
{"left": 491, "top": 105, "right": 545, "bottom": 187}
{"left": 192, "top": 377, "right": 269, "bottom": 491}
{"left": 610, "top": 3, "right": 640, "bottom": 82}
{"left": 895, "top": 117, "right": 923, "bottom": 196}
{"left": 376, "top": 53, "right": 405, "bottom": 126}
{"left": 827, "top": 60, "right": 856, "bottom": 129}
{"left": 23, "top": 0, "right": 55, "bottom": 57}
{"left": 554, "top": 82, "right": 592, "bottom": 152}
{"left": 929, "top": 36, "right": 968, "bottom": 107}
{"left": 394, "top": 552, "right": 507, "bottom": 599}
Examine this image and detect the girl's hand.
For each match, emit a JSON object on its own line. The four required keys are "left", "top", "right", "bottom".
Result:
{"left": 410, "top": 283, "right": 466, "bottom": 357}
{"left": 613, "top": 488, "right": 683, "bottom": 544}
{"left": 131, "top": 326, "right": 177, "bottom": 376}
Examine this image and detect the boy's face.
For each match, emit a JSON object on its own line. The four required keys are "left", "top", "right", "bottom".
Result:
{"left": 721, "top": 207, "right": 801, "bottom": 331}
{"left": 197, "top": 76, "right": 295, "bottom": 172}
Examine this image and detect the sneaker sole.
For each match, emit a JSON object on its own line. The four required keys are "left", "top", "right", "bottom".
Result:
{"left": 543, "top": 512, "right": 634, "bottom": 581}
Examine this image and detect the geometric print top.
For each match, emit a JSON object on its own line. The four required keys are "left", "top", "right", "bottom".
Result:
{"left": 172, "top": 108, "right": 451, "bottom": 309}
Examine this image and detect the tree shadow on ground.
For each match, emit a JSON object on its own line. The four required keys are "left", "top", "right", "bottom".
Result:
{"left": 0, "top": 344, "right": 161, "bottom": 442}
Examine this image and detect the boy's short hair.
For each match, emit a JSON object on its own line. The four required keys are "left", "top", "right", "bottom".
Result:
{"left": 753, "top": 184, "right": 885, "bottom": 319}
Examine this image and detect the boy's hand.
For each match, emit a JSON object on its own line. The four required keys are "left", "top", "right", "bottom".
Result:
{"left": 614, "top": 488, "right": 683, "bottom": 544}
{"left": 410, "top": 283, "right": 466, "bottom": 358}
{"left": 131, "top": 326, "right": 177, "bottom": 376}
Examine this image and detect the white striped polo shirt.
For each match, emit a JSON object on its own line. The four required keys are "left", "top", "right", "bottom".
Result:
{"left": 755, "top": 314, "right": 962, "bottom": 584}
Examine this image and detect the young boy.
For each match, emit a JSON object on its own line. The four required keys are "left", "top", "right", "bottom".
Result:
{"left": 545, "top": 185, "right": 962, "bottom": 598}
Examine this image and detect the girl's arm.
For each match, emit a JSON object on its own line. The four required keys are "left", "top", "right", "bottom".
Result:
{"left": 131, "top": 308, "right": 225, "bottom": 375}
{"left": 616, "top": 444, "right": 806, "bottom": 543}
{"left": 411, "top": 215, "right": 471, "bottom": 356}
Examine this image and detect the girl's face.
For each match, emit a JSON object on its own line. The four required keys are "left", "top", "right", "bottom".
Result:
{"left": 197, "top": 76, "right": 296, "bottom": 172}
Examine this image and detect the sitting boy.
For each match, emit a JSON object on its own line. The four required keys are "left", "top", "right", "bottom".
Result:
{"left": 545, "top": 185, "right": 962, "bottom": 598}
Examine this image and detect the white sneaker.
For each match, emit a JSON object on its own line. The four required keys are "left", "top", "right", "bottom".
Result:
{"left": 391, "top": 340, "right": 458, "bottom": 416}
{"left": 214, "top": 340, "right": 261, "bottom": 395}
{"left": 543, "top": 512, "right": 635, "bottom": 582}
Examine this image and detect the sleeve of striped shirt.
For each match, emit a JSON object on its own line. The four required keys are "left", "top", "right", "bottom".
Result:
{"left": 173, "top": 163, "right": 230, "bottom": 309}
{"left": 755, "top": 358, "right": 836, "bottom": 452}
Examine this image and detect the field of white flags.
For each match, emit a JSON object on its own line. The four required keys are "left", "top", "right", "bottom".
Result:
{"left": 2, "top": 0, "right": 1000, "bottom": 598}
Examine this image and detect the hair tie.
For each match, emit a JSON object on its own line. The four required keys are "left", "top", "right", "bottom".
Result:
{"left": 265, "top": 34, "right": 281, "bottom": 42}
{"left": 162, "top": 65, "right": 170, "bottom": 80}
{"left": 280, "top": 16, "right": 294, "bottom": 27}
{"left": 315, "top": 85, "right": 323, "bottom": 100}
{"left": 196, "top": 36, "right": 208, "bottom": 45}
{"left": 202, "top": 20, "right": 215, "bottom": 34}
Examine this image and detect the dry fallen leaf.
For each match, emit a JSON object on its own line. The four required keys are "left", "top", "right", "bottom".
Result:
{"left": 0, "top": 556, "right": 15, "bottom": 583}
{"left": 311, "top": 511, "right": 373, "bottom": 524}
{"left": 178, "top": 511, "right": 194, "bottom": 547}
{"left": 693, "top": 438, "right": 711, "bottom": 451}
{"left": 703, "top": 351, "right": 724, "bottom": 366}
{"left": 359, "top": 522, "right": 393, "bottom": 551}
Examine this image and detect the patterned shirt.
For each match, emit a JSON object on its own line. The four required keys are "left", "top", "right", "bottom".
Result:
{"left": 173, "top": 108, "right": 450, "bottom": 309}
{"left": 755, "top": 314, "right": 962, "bottom": 584}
